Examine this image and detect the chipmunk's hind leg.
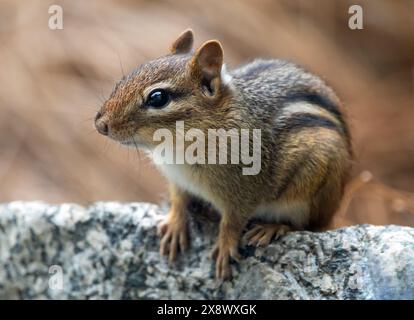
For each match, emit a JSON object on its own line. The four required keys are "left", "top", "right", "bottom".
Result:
{"left": 244, "top": 223, "right": 291, "bottom": 247}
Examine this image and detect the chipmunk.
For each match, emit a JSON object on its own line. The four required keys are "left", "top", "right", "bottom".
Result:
{"left": 95, "top": 29, "right": 352, "bottom": 280}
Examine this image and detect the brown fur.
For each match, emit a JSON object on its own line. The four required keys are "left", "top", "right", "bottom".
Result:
{"left": 95, "top": 30, "right": 352, "bottom": 280}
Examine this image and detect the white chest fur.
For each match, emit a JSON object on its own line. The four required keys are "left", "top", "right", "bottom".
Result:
{"left": 150, "top": 150, "right": 309, "bottom": 227}
{"left": 157, "top": 163, "right": 207, "bottom": 197}
{"left": 150, "top": 147, "right": 212, "bottom": 201}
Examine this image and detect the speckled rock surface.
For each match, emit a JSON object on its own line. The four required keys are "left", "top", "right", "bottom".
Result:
{"left": 0, "top": 201, "right": 413, "bottom": 299}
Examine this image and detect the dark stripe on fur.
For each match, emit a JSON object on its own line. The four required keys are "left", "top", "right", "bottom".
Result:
{"left": 281, "top": 92, "right": 350, "bottom": 140}
{"left": 279, "top": 112, "right": 343, "bottom": 134}
{"left": 275, "top": 154, "right": 309, "bottom": 199}
{"left": 274, "top": 113, "right": 340, "bottom": 199}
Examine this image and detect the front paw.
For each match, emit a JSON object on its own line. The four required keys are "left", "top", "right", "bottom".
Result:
{"left": 157, "top": 218, "right": 189, "bottom": 263}
{"left": 210, "top": 242, "right": 241, "bottom": 281}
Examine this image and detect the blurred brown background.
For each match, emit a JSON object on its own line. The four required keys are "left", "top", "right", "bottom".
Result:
{"left": 0, "top": 0, "right": 413, "bottom": 228}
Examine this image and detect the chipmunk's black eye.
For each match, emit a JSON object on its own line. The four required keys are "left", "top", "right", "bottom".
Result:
{"left": 145, "top": 89, "right": 170, "bottom": 109}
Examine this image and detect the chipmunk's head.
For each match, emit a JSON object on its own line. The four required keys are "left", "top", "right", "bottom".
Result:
{"left": 95, "top": 29, "right": 232, "bottom": 148}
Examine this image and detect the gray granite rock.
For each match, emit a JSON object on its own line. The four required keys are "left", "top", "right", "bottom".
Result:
{"left": 0, "top": 201, "right": 413, "bottom": 299}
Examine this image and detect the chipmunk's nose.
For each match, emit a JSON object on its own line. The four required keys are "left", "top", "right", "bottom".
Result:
{"left": 95, "top": 111, "right": 109, "bottom": 136}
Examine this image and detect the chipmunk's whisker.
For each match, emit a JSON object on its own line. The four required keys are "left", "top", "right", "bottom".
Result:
{"left": 132, "top": 136, "right": 142, "bottom": 162}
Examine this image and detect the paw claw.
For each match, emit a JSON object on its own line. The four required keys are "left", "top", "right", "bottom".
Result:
{"left": 245, "top": 223, "right": 290, "bottom": 247}
{"left": 212, "top": 243, "right": 241, "bottom": 281}
{"left": 210, "top": 245, "right": 219, "bottom": 260}
{"left": 158, "top": 219, "right": 189, "bottom": 262}
{"left": 157, "top": 222, "right": 168, "bottom": 237}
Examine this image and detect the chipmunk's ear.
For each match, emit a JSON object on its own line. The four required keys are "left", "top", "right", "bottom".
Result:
{"left": 170, "top": 29, "right": 194, "bottom": 54}
{"left": 190, "top": 40, "right": 224, "bottom": 97}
